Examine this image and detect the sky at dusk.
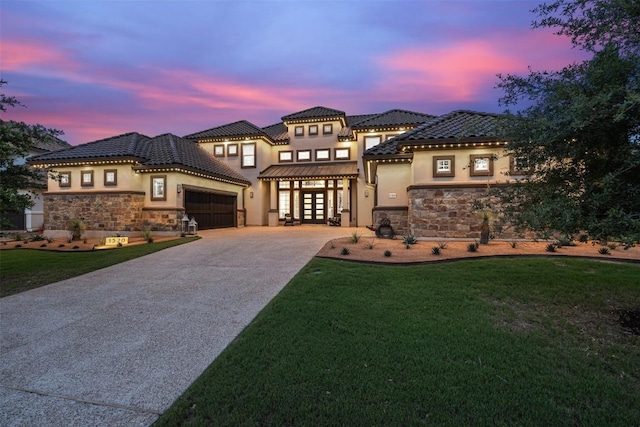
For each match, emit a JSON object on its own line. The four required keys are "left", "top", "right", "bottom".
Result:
{"left": 1, "top": 0, "right": 591, "bottom": 146}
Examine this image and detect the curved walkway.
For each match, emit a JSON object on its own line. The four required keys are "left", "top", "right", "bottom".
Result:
{"left": 1, "top": 226, "right": 356, "bottom": 427}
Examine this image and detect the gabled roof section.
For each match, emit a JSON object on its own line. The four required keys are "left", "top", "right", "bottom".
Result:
{"left": 262, "top": 122, "right": 289, "bottom": 143}
{"left": 281, "top": 106, "right": 346, "bottom": 124}
{"left": 184, "top": 120, "right": 269, "bottom": 142}
{"left": 141, "top": 134, "right": 250, "bottom": 186}
{"left": 28, "top": 132, "right": 151, "bottom": 164}
{"left": 351, "top": 109, "right": 435, "bottom": 130}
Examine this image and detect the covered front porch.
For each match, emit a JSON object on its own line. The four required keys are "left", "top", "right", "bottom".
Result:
{"left": 258, "top": 162, "right": 358, "bottom": 227}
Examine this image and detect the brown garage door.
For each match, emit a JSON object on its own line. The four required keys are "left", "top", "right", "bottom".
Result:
{"left": 184, "top": 190, "right": 237, "bottom": 229}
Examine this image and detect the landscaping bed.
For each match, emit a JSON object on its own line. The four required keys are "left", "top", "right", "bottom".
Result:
{"left": 317, "top": 234, "right": 640, "bottom": 264}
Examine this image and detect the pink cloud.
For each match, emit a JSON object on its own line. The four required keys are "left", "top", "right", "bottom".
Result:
{"left": 1, "top": 40, "right": 80, "bottom": 74}
{"left": 374, "top": 31, "right": 588, "bottom": 105}
{"left": 376, "top": 40, "right": 523, "bottom": 103}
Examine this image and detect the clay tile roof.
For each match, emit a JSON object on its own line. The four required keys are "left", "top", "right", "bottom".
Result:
{"left": 281, "top": 106, "right": 346, "bottom": 122}
{"left": 351, "top": 109, "right": 435, "bottom": 129}
{"left": 28, "top": 132, "right": 250, "bottom": 186}
{"left": 144, "top": 134, "right": 250, "bottom": 185}
{"left": 395, "top": 110, "right": 502, "bottom": 142}
{"left": 346, "top": 114, "right": 380, "bottom": 126}
{"left": 28, "top": 132, "right": 151, "bottom": 163}
{"left": 184, "top": 120, "right": 267, "bottom": 141}
{"left": 32, "top": 135, "right": 71, "bottom": 153}
{"left": 262, "top": 122, "right": 289, "bottom": 143}
{"left": 364, "top": 110, "right": 502, "bottom": 157}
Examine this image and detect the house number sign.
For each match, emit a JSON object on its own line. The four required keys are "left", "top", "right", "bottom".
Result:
{"left": 105, "top": 237, "right": 129, "bottom": 246}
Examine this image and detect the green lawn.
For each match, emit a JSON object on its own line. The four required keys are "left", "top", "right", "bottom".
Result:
{"left": 0, "top": 237, "right": 198, "bottom": 297}
{"left": 156, "top": 257, "right": 640, "bottom": 426}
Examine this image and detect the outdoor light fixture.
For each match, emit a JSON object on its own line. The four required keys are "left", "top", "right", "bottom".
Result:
{"left": 364, "top": 189, "right": 369, "bottom": 197}
{"left": 188, "top": 217, "right": 198, "bottom": 235}
{"left": 182, "top": 214, "right": 189, "bottom": 233}
{"left": 250, "top": 191, "right": 254, "bottom": 198}
{"left": 177, "top": 184, "right": 182, "bottom": 193}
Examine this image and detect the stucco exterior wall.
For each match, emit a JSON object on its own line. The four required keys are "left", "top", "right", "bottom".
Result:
{"left": 411, "top": 148, "right": 511, "bottom": 185}
{"left": 376, "top": 163, "right": 411, "bottom": 207}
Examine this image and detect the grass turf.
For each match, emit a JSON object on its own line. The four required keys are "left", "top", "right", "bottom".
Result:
{"left": 0, "top": 237, "right": 198, "bottom": 297}
{"left": 155, "top": 257, "right": 640, "bottom": 426}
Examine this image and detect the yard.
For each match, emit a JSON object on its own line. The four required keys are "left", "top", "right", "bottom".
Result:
{"left": 155, "top": 257, "right": 640, "bottom": 426}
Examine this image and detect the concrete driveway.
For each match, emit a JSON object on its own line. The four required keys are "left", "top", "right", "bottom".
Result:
{"left": 1, "top": 226, "right": 357, "bottom": 426}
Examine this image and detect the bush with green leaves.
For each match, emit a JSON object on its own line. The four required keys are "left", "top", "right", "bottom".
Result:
{"left": 384, "top": 250, "right": 392, "bottom": 257}
{"left": 341, "top": 247, "right": 350, "bottom": 255}
{"left": 467, "top": 242, "right": 479, "bottom": 252}
{"left": 431, "top": 246, "right": 441, "bottom": 255}
{"left": 350, "top": 232, "right": 361, "bottom": 243}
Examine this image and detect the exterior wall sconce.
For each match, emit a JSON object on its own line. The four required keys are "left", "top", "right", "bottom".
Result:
{"left": 177, "top": 184, "right": 182, "bottom": 193}
{"left": 250, "top": 191, "right": 254, "bottom": 198}
{"left": 364, "top": 189, "right": 369, "bottom": 197}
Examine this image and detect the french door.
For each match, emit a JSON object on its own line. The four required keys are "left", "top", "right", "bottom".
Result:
{"left": 301, "top": 191, "right": 325, "bottom": 224}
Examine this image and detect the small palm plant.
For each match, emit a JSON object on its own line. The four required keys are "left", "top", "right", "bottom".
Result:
{"left": 68, "top": 218, "right": 85, "bottom": 241}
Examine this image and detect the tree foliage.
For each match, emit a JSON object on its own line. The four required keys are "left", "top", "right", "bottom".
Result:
{"left": 0, "top": 81, "right": 64, "bottom": 228}
{"left": 494, "top": 0, "right": 640, "bottom": 243}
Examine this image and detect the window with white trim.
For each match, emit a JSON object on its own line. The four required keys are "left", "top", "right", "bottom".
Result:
{"left": 241, "top": 143, "right": 256, "bottom": 168}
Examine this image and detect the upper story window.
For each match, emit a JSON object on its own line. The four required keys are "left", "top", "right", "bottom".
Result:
{"left": 214, "top": 144, "right": 225, "bottom": 157}
{"left": 297, "top": 150, "right": 312, "bottom": 162}
{"left": 309, "top": 125, "right": 318, "bottom": 136}
{"left": 323, "top": 124, "right": 333, "bottom": 135}
{"left": 241, "top": 143, "right": 256, "bottom": 168}
{"left": 279, "top": 150, "right": 293, "bottom": 163}
{"left": 294, "top": 126, "right": 304, "bottom": 136}
{"left": 227, "top": 144, "right": 238, "bottom": 157}
{"left": 334, "top": 147, "right": 350, "bottom": 160}
{"left": 315, "top": 149, "right": 330, "bottom": 161}
{"left": 365, "top": 136, "right": 382, "bottom": 150}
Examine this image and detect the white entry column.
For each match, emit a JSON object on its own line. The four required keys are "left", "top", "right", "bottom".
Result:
{"left": 340, "top": 178, "right": 350, "bottom": 227}
{"left": 268, "top": 180, "right": 279, "bottom": 226}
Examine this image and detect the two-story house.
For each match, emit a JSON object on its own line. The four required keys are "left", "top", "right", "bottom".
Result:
{"left": 29, "top": 106, "right": 519, "bottom": 239}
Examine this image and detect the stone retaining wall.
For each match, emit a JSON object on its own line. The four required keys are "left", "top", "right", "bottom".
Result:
{"left": 141, "top": 208, "right": 185, "bottom": 232}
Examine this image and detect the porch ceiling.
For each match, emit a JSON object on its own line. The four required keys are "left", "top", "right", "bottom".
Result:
{"left": 258, "top": 162, "right": 358, "bottom": 181}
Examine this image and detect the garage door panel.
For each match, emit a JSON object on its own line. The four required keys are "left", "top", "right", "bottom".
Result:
{"left": 185, "top": 190, "right": 236, "bottom": 229}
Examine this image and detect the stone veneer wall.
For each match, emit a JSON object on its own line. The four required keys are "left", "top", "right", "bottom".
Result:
{"left": 408, "top": 185, "right": 494, "bottom": 239}
{"left": 43, "top": 192, "right": 185, "bottom": 234}
{"left": 373, "top": 207, "right": 409, "bottom": 236}
{"left": 141, "top": 208, "right": 186, "bottom": 232}
{"left": 237, "top": 209, "right": 246, "bottom": 227}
